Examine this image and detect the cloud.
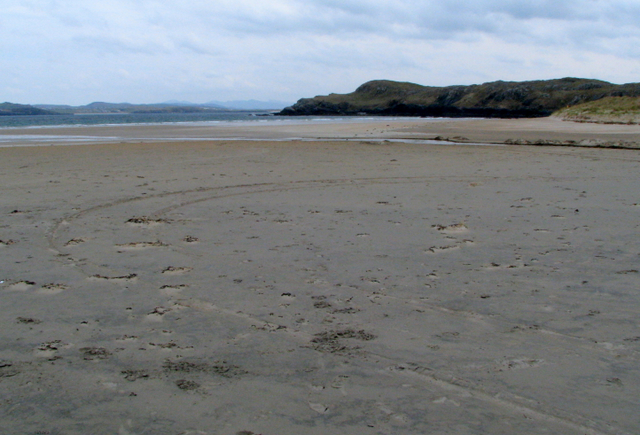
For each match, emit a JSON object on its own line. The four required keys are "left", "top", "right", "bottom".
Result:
{"left": 5, "top": 1, "right": 638, "bottom": 53}
{"left": 0, "top": 0, "right": 638, "bottom": 104}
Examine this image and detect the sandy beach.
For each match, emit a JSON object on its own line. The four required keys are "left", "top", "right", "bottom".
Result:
{"left": 1, "top": 118, "right": 640, "bottom": 434}
{"left": 3, "top": 116, "right": 640, "bottom": 146}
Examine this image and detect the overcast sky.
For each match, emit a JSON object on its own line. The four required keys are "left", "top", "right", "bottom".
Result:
{"left": 3, "top": 0, "right": 640, "bottom": 105}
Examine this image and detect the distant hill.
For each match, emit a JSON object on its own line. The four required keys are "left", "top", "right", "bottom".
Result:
{"left": 553, "top": 96, "right": 640, "bottom": 124}
{"left": 0, "top": 102, "right": 60, "bottom": 116}
{"left": 161, "top": 100, "right": 227, "bottom": 109}
{"left": 280, "top": 78, "right": 640, "bottom": 118}
{"left": 33, "top": 100, "right": 290, "bottom": 114}
{"left": 34, "top": 102, "right": 228, "bottom": 115}
{"left": 206, "top": 100, "right": 293, "bottom": 110}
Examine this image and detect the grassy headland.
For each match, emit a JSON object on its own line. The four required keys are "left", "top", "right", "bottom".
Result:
{"left": 553, "top": 96, "right": 640, "bottom": 124}
{"left": 280, "top": 78, "right": 640, "bottom": 118}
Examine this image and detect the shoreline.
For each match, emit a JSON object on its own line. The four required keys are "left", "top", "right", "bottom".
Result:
{"left": 0, "top": 116, "right": 639, "bottom": 149}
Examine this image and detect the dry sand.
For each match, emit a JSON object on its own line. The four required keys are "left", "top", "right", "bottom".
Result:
{"left": 1, "top": 118, "right": 640, "bottom": 434}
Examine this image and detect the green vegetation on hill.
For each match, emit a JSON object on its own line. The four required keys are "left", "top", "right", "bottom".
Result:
{"left": 281, "top": 78, "right": 640, "bottom": 118}
{"left": 553, "top": 96, "right": 640, "bottom": 124}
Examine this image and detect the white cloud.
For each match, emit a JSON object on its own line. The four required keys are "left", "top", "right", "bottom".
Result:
{"left": 0, "top": 0, "right": 638, "bottom": 104}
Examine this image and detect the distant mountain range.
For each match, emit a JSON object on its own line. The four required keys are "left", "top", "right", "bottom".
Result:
{"left": 280, "top": 78, "right": 640, "bottom": 119}
{"left": 0, "top": 99, "right": 292, "bottom": 116}
{"left": 161, "top": 99, "right": 293, "bottom": 110}
{"left": 0, "top": 102, "right": 59, "bottom": 116}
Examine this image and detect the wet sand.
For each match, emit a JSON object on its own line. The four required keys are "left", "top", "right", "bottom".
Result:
{"left": 1, "top": 119, "right": 640, "bottom": 434}
{"left": 2, "top": 116, "right": 640, "bottom": 146}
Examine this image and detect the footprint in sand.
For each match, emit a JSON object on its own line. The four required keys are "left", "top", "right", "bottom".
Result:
{"left": 497, "top": 358, "right": 546, "bottom": 370}
{"left": 116, "top": 241, "right": 167, "bottom": 251}
{"left": 34, "top": 340, "right": 69, "bottom": 359}
{"left": 5, "top": 280, "right": 36, "bottom": 292}
{"left": 80, "top": 347, "right": 112, "bottom": 361}
{"left": 483, "top": 262, "right": 521, "bottom": 271}
{"left": 64, "top": 238, "right": 87, "bottom": 247}
{"left": 426, "top": 245, "right": 460, "bottom": 254}
{"left": 280, "top": 292, "right": 296, "bottom": 301}
{"left": 161, "top": 266, "right": 193, "bottom": 275}
{"left": 17, "top": 316, "right": 42, "bottom": 325}
{"left": 160, "top": 284, "right": 188, "bottom": 296}
{"left": 308, "top": 402, "right": 329, "bottom": 414}
{"left": 146, "top": 306, "right": 172, "bottom": 322}
{"left": 432, "top": 223, "right": 468, "bottom": 233}
{"left": 89, "top": 274, "right": 138, "bottom": 283}
{"left": 115, "top": 334, "right": 139, "bottom": 342}
{"left": 37, "top": 283, "right": 68, "bottom": 295}
{"left": 330, "top": 375, "right": 349, "bottom": 395}
{"left": 126, "top": 216, "right": 169, "bottom": 227}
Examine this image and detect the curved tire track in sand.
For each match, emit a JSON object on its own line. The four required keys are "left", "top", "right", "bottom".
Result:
{"left": 44, "top": 176, "right": 636, "bottom": 435}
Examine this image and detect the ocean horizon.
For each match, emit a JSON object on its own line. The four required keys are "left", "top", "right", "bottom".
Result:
{"left": 0, "top": 111, "right": 452, "bottom": 147}
{"left": 0, "top": 111, "right": 443, "bottom": 130}
{"left": 0, "top": 111, "right": 283, "bottom": 129}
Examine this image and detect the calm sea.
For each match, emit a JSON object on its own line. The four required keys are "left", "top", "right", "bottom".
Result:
{"left": 0, "top": 113, "right": 494, "bottom": 148}
{"left": 0, "top": 111, "right": 282, "bottom": 129}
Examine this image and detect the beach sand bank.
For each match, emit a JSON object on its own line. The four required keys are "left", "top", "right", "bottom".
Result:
{"left": 2, "top": 116, "right": 640, "bottom": 147}
{"left": 1, "top": 120, "right": 640, "bottom": 434}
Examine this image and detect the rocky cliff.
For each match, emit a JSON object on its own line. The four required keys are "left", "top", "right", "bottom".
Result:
{"left": 280, "top": 78, "right": 640, "bottom": 118}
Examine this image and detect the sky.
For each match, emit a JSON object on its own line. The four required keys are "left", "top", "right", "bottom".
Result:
{"left": 2, "top": 0, "right": 640, "bottom": 105}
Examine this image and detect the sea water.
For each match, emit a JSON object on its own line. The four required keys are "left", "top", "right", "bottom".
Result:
{"left": 0, "top": 111, "right": 278, "bottom": 128}
{"left": 0, "top": 111, "right": 466, "bottom": 147}
{"left": 0, "top": 111, "right": 439, "bottom": 130}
